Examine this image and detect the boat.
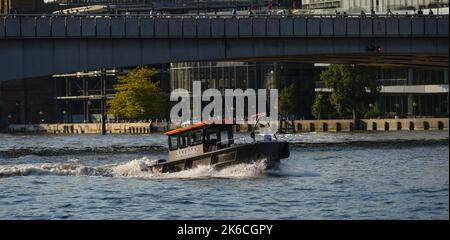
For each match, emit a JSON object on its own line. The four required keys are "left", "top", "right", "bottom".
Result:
{"left": 145, "top": 121, "right": 290, "bottom": 174}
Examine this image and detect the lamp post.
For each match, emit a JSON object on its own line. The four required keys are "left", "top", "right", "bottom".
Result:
{"left": 62, "top": 110, "right": 67, "bottom": 123}
{"left": 15, "top": 101, "right": 21, "bottom": 124}
{"left": 39, "top": 111, "right": 44, "bottom": 123}
{"left": 197, "top": 0, "right": 200, "bottom": 15}
{"left": 437, "top": 0, "right": 441, "bottom": 15}
{"left": 412, "top": 102, "right": 417, "bottom": 118}
{"left": 394, "top": 103, "right": 400, "bottom": 118}
{"left": 87, "top": 100, "right": 92, "bottom": 123}
{"left": 369, "top": 103, "right": 373, "bottom": 119}
{"left": 7, "top": 114, "right": 12, "bottom": 124}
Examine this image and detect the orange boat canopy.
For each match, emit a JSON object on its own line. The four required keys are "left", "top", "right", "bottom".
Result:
{"left": 165, "top": 122, "right": 206, "bottom": 136}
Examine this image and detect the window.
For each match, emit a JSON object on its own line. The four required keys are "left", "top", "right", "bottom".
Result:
{"left": 207, "top": 130, "right": 218, "bottom": 141}
{"left": 169, "top": 136, "right": 178, "bottom": 150}
{"left": 190, "top": 130, "right": 203, "bottom": 146}
{"left": 220, "top": 130, "right": 229, "bottom": 145}
{"left": 179, "top": 134, "right": 189, "bottom": 148}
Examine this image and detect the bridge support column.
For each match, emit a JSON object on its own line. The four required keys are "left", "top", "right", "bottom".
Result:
{"left": 83, "top": 77, "right": 89, "bottom": 123}
{"left": 100, "top": 70, "right": 106, "bottom": 135}
{"left": 407, "top": 69, "right": 414, "bottom": 116}
{"left": 444, "top": 71, "right": 448, "bottom": 84}
{"left": 407, "top": 95, "right": 414, "bottom": 116}
{"left": 21, "top": 79, "right": 28, "bottom": 124}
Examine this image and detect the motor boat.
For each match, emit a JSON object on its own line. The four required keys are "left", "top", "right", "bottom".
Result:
{"left": 145, "top": 121, "right": 290, "bottom": 174}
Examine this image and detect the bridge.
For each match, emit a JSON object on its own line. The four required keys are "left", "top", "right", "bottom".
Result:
{"left": 0, "top": 14, "right": 448, "bottom": 81}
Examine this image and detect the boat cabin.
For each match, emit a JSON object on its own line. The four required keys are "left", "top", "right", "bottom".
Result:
{"left": 165, "top": 122, "right": 235, "bottom": 162}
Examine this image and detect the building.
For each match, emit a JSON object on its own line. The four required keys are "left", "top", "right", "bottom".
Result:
{"left": 376, "top": 68, "right": 448, "bottom": 117}
{"left": 314, "top": 66, "right": 449, "bottom": 118}
{"left": 171, "top": 61, "right": 449, "bottom": 119}
{"left": 302, "top": 0, "right": 449, "bottom": 13}
{"left": 298, "top": 0, "right": 449, "bottom": 119}
{"left": 0, "top": 76, "right": 58, "bottom": 125}
{"left": 170, "top": 61, "right": 317, "bottom": 119}
{"left": 1, "top": 0, "right": 44, "bottom": 14}
{"left": 0, "top": 65, "right": 170, "bottom": 125}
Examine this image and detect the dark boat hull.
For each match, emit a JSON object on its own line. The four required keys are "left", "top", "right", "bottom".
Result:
{"left": 150, "top": 141, "right": 290, "bottom": 173}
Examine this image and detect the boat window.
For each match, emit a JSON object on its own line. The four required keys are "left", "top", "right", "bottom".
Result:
{"left": 206, "top": 130, "right": 218, "bottom": 141}
{"left": 220, "top": 130, "right": 230, "bottom": 146}
{"left": 179, "top": 134, "right": 189, "bottom": 148}
{"left": 204, "top": 129, "right": 219, "bottom": 152}
{"left": 169, "top": 135, "right": 178, "bottom": 150}
{"left": 190, "top": 130, "right": 203, "bottom": 146}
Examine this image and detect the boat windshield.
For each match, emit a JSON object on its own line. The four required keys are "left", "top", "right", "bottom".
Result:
{"left": 204, "top": 130, "right": 219, "bottom": 152}
{"left": 220, "top": 129, "right": 230, "bottom": 146}
{"left": 169, "top": 135, "right": 178, "bottom": 150}
{"left": 190, "top": 130, "right": 203, "bottom": 145}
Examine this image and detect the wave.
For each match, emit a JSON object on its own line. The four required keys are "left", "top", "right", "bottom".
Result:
{"left": 289, "top": 139, "right": 449, "bottom": 149}
{"left": 0, "top": 145, "right": 166, "bottom": 158}
{"left": 0, "top": 138, "right": 447, "bottom": 159}
{"left": 0, "top": 157, "right": 316, "bottom": 180}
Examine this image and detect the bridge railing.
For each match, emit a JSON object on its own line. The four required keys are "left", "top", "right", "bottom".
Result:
{"left": 0, "top": 14, "right": 448, "bottom": 39}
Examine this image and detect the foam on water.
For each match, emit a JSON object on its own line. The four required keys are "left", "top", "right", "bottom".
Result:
{"left": 0, "top": 162, "right": 111, "bottom": 178}
{"left": 0, "top": 157, "right": 317, "bottom": 179}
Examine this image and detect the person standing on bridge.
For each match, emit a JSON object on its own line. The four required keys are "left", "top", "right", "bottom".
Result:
{"left": 387, "top": 8, "right": 393, "bottom": 16}
{"left": 268, "top": 1, "right": 273, "bottom": 15}
{"left": 248, "top": 7, "right": 254, "bottom": 17}
{"left": 417, "top": 8, "right": 424, "bottom": 16}
{"left": 232, "top": 8, "right": 237, "bottom": 18}
{"left": 288, "top": 9, "right": 293, "bottom": 17}
{"left": 360, "top": 10, "right": 366, "bottom": 17}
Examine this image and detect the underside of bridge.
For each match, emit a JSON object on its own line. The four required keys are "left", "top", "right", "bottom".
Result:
{"left": 242, "top": 54, "right": 449, "bottom": 70}
{"left": 0, "top": 37, "right": 447, "bottom": 81}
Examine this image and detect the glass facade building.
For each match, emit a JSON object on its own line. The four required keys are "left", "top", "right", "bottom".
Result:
{"left": 376, "top": 68, "right": 449, "bottom": 117}
{"left": 172, "top": 62, "right": 449, "bottom": 119}
{"left": 170, "top": 61, "right": 315, "bottom": 93}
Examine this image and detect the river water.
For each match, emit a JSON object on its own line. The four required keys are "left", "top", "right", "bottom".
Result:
{"left": 0, "top": 131, "right": 448, "bottom": 219}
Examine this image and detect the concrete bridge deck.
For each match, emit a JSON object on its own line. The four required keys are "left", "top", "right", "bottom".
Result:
{"left": 1, "top": 14, "right": 448, "bottom": 39}
{"left": 0, "top": 14, "right": 448, "bottom": 81}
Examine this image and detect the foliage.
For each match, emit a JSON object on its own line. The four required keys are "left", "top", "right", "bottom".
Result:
{"left": 312, "top": 92, "right": 339, "bottom": 119}
{"left": 279, "top": 84, "right": 296, "bottom": 116}
{"left": 320, "top": 64, "right": 380, "bottom": 120}
{"left": 107, "top": 66, "right": 165, "bottom": 119}
{"left": 278, "top": 80, "right": 315, "bottom": 119}
{"left": 311, "top": 92, "right": 324, "bottom": 119}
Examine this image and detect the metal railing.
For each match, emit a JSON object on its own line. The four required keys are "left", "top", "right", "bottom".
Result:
{"left": 0, "top": 13, "right": 447, "bottom": 39}
{"left": 0, "top": 13, "right": 448, "bottom": 18}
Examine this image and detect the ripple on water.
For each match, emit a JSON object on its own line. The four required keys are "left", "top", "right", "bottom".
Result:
{"left": 0, "top": 132, "right": 447, "bottom": 220}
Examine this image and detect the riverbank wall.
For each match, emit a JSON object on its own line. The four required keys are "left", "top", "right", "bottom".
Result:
{"left": 284, "top": 118, "right": 449, "bottom": 132}
{"left": 4, "top": 118, "right": 448, "bottom": 134}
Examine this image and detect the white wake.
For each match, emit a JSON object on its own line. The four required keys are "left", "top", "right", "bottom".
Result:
{"left": 0, "top": 157, "right": 318, "bottom": 179}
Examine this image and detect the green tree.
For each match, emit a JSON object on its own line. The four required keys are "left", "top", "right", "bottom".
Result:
{"left": 311, "top": 92, "right": 338, "bottom": 120}
{"left": 279, "top": 84, "right": 296, "bottom": 116}
{"left": 107, "top": 66, "right": 165, "bottom": 119}
{"left": 320, "top": 64, "right": 380, "bottom": 121}
{"left": 312, "top": 92, "right": 325, "bottom": 120}
{"left": 278, "top": 81, "right": 315, "bottom": 119}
